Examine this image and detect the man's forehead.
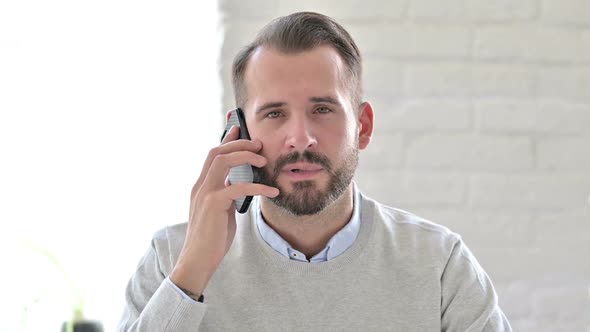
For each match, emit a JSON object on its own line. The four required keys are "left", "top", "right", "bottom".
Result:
{"left": 245, "top": 45, "right": 346, "bottom": 79}
{"left": 243, "top": 46, "right": 348, "bottom": 96}
{"left": 249, "top": 44, "right": 344, "bottom": 64}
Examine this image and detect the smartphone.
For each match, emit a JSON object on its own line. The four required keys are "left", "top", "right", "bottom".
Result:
{"left": 220, "top": 108, "right": 258, "bottom": 214}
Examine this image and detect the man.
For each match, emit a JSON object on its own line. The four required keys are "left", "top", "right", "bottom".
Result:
{"left": 118, "top": 12, "right": 511, "bottom": 331}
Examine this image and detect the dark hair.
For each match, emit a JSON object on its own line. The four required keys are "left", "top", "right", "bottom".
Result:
{"left": 231, "top": 12, "right": 362, "bottom": 110}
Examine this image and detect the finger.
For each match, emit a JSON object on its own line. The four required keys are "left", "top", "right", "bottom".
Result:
{"left": 221, "top": 125, "right": 239, "bottom": 144}
{"left": 227, "top": 183, "right": 279, "bottom": 198}
{"left": 219, "top": 137, "right": 262, "bottom": 153}
{"left": 204, "top": 150, "right": 268, "bottom": 189}
{"left": 216, "top": 183, "right": 280, "bottom": 208}
{"left": 195, "top": 139, "right": 262, "bottom": 190}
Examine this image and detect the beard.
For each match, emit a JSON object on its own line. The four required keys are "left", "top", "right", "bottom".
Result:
{"left": 254, "top": 142, "right": 359, "bottom": 216}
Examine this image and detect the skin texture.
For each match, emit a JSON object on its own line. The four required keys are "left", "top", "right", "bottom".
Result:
{"left": 170, "top": 45, "right": 374, "bottom": 296}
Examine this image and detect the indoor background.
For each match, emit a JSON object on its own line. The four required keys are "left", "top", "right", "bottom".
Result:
{"left": 0, "top": 0, "right": 588, "bottom": 331}
{"left": 220, "top": 1, "right": 590, "bottom": 331}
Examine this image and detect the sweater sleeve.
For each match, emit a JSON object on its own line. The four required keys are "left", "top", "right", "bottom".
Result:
{"left": 116, "top": 237, "right": 207, "bottom": 331}
{"left": 440, "top": 238, "right": 512, "bottom": 332}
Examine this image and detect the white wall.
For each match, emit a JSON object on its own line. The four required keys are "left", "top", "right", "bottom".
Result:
{"left": 219, "top": 0, "right": 590, "bottom": 331}
{"left": 0, "top": 1, "right": 222, "bottom": 330}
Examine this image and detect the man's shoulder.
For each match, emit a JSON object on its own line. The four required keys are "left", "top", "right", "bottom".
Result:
{"left": 363, "top": 194, "right": 460, "bottom": 248}
{"left": 149, "top": 222, "right": 188, "bottom": 270}
{"left": 152, "top": 221, "right": 188, "bottom": 243}
{"left": 377, "top": 201, "right": 456, "bottom": 236}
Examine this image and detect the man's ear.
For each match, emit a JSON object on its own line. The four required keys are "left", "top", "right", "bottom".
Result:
{"left": 357, "top": 102, "right": 374, "bottom": 150}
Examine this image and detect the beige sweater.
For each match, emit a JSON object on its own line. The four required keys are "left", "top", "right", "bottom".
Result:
{"left": 117, "top": 192, "right": 511, "bottom": 331}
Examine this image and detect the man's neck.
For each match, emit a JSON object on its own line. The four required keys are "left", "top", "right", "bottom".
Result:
{"left": 260, "top": 184, "right": 354, "bottom": 259}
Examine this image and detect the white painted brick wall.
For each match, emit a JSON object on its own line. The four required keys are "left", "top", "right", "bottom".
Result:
{"left": 471, "top": 64, "right": 537, "bottom": 98}
{"left": 349, "top": 24, "right": 472, "bottom": 58}
{"left": 219, "top": 0, "right": 590, "bottom": 330}
{"left": 537, "top": 67, "right": 590, "bottom": 102}
{"left": 582, "top": 30, "right": 590, "bottom": 62}
{"left": 470, "top": 173, "right": 590, "bottom": 209}
{"left": 407, "top": 134, "right": 534, "bottom": 170}
{"left": 362, "top": 59, "right": 404, "bottom": 96}
{"left": 278, "top": 0, "right": 406, "bottom": 21}
{"left": 541, "top": 0, "right": 590, "bottom": 25}
{"left": 377, "top": 99, "right": 472, "bottom": 132}
{"left": 358, "top": 133, "right": 404, "bottom": 170}
{"left": 476, "top": 100, "right": 590, "bottom": 134}
{"left": 475, "top": 26, "right": 584, "bottom": 63}
{"left": 537, "top": 138, "right": 590, "bottom": 170}
{"left": 355, "top": 170, "right": 467, "bottom": 206}
{"left": 408, "top": 0, "right": 537, "bottom": 22}
{"left": 405, "top": 63, "right": 472, "bottom": 97}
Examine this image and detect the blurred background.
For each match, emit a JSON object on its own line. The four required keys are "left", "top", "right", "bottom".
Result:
{"left": 1, "top": 0, "right": 589, "bottom": 331}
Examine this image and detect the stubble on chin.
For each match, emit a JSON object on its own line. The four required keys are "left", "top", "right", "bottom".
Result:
{"left": 255, "top": 148, "right": 358, "bottom": 216}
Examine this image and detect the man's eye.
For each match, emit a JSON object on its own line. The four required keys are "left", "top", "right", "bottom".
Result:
{"left": 266, "top": 111, "right": 282, "bottom": 119}
{"left": 315, "top": 106, "right": 332, "bottom": 114}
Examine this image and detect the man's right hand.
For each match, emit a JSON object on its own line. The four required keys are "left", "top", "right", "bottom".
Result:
{"left": 169, "top": 125, "right": 279, "bottom": 297}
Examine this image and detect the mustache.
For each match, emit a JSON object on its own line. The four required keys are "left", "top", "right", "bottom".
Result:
{"left": 271, "top": 150, "right": 333, "bottom": 177}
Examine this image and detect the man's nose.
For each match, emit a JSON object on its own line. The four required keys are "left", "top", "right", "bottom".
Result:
{"left": 284, "top": 115, "right": 317, "bottom": 151}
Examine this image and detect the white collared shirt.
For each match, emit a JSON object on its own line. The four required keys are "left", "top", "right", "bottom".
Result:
{"left": 255, "top": 184, "right": 361, "bottom": 262}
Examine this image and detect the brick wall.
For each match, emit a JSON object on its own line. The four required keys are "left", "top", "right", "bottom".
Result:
{"left": 219, "top": 1, "right": 590, "bottom": 330}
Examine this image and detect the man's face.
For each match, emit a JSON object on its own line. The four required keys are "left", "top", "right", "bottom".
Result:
{"left": 241, "top": 45, "right": 369, "bottom": 216}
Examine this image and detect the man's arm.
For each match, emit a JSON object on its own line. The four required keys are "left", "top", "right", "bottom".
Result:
{"left": 117, "top": 237, "right": 207, "bottom": 331}
{"left": 117, "top": 126, "right": 279, "bottom": 331}
{"left": 440, "top": 238, "right": 512, "bottom": 332}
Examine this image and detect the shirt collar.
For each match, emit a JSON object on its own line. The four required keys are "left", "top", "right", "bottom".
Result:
{"left": 255, "top": 182, "right": 361, "bottom": 262}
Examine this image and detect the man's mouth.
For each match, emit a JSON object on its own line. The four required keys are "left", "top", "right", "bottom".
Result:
{"left": 283, "top": 163, "right": 324, "bottom": 172}
{"left": 281, "top": 163, "right": 324, "bottom": 179}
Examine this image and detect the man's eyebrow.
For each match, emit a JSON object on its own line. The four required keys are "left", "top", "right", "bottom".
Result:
{"left": 256, "top": 102, "right": 286, "bottom": 114}
{"left": 310, "top": 96, "right": 342, "bottom": 106}
{"left": 255, "top": 97, "right": 341, "bottom": 114}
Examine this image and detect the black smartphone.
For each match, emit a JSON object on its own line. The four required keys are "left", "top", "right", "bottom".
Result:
{"left": 220, "top": 108, "right": 258, "bottom": 214}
